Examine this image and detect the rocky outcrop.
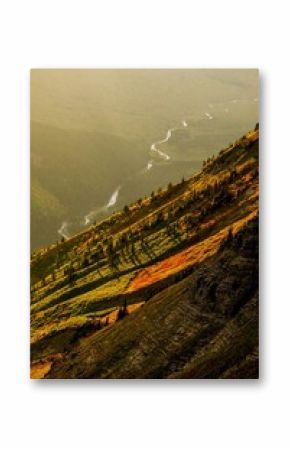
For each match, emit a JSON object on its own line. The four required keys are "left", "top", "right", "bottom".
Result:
{"left": 49, "top": 217, "right": 258, "bottom": 379}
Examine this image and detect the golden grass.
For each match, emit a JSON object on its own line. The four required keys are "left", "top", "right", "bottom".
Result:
{"left": 127, "top": 210, "right": 257, "bottom": 292}
{"left": 30, "top": 353, "right": 63, "bottom": 379}
{"left": 30, "top": 360, "right": 52, "bottom": 379}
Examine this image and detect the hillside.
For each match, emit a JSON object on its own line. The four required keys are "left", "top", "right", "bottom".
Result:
{"left": 31, "top": 121, "right": 148, "bottom": 249}
{"left": 30, "top": 125, "right": 259, "bottom": 379}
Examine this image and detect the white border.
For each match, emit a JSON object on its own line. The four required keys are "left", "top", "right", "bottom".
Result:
{"left": 0, "top": 1, "right": 289, "bottom": 448}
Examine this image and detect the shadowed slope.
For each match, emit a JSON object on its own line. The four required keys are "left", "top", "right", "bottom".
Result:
{"left": 48, "top": 217, "right": 258, "bottom": 379}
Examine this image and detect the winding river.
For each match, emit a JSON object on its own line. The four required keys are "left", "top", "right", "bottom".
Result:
{"left": 75, "top": 119, "right": 191, "bottom": 231}
{"left": 150, "top": 119, "right": 188, "bottom": 162}
{"left": 58, "top": 117, "right": 201, "bottom": 238}
{"left": 57, "top": 96, "right": 258, "bottom": 239}
{"left": 57, "top": 221, "right": 70, "bottom": 240}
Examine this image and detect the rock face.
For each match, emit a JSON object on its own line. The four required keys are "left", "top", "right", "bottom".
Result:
{"left": 49, "top": 218, "right": 258, "bottom": 379}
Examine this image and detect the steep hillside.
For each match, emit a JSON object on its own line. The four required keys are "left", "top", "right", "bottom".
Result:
{"left": 30, "top": 126, "right": 259, "bottom": 379}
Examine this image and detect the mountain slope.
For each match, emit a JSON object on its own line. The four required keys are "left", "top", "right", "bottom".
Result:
{"left": 30, "top": 126, "right": 259, "bottom": 379}
{"left": 49, "top": 218, "right": 258, "bottom": 379}
{"left": 31, "top": 121, "right": 148, "bottom": 249}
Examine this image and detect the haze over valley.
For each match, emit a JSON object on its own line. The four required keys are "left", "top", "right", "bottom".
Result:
{"left": 31, "top": 69, "right": 258, "bottom": 250}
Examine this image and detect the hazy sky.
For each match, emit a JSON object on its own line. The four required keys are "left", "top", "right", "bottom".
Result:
{"left": 31, "top": 69, "right": 258, "bottom": 139}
